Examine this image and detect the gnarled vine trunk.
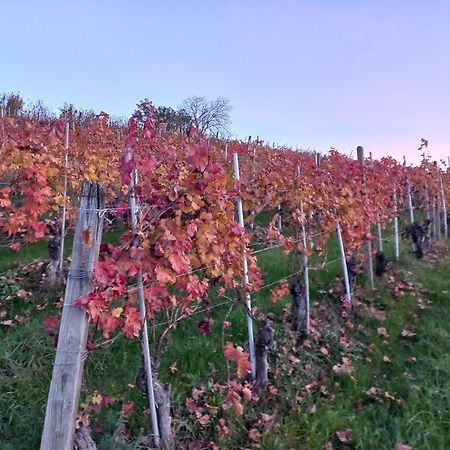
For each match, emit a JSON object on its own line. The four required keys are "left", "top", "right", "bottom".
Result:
{"left": 74, "top": 425, "right": 97, "bottom": 450}
{"left": 255, "top": 319, "right": 275, "bottom": 392}
{"left": 154, "top": 380, "right": 173, "bottom": 450}
{"left": 291, "top": 276, "right": 307, "bottom": 341}
{"left": 137, "top": 360, "right": 173, "bottom": 450}
{"left": 45, "top": 221, "right": 63, "bottom": 287}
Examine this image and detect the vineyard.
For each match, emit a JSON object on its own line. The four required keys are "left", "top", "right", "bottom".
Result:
{"left": 1, "top": 113, "right": 450, "bottom": 450}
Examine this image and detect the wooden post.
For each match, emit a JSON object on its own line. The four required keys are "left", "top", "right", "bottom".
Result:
{"left": 41, "top": 181, "right": 104, "bottom": 450}
{"left": 356, "top": 146, "right": 374, "bottom": 289}
{"left": 232, "top": 152, "right": 256, "bottom": 379}
{"left": 126, "top": 151, "right": 161, "bottom": 447}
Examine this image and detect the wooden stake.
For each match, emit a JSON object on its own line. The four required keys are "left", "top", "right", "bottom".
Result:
{"left": 376, "top": 220, "right": 383, "bottom": 252}
{"left": 41, "top": 181, "right": 104, "bottom": 450}
{"left": 296, "top": 163, "right": 310, "bottom": 336}
{"left": 336, "top": 220, "right": 352, "bottom": 308}
{"left": 403, "top": 156, "right": 414, "bottom": 224}
{"left": 232, "top": 152, "right": 256, "bottom": 379}
{"left": 440, "top": 175, "right": 448, "bottom": 239}
{"left": 393, "top": 192, "right": 400, "bottom": 261}
{"left": 356, "top": 146, "right": 374, "bottom": 288}
{"left": 59, "top": 122, "right": 70, "bottom": 274}
{"left": 424, "top": 183, "right": 431, "bottom": 221}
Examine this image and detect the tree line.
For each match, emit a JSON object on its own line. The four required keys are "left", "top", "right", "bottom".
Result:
{"left": 0, "top": 92, "right": 232, "bottom": 137}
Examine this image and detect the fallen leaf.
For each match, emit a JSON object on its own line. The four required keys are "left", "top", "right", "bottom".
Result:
{"left": 248, "top": 428, "right": 261, "bottom": 442}
{"left": 197, "top": 414, "right": 210, "bottom": 426}
{"left": 401, "top": 329, "right": 416, "bottom": 338}
{"left": 377, "top": 327, "right": 389, "bottom": 338}
{"left": 336, "top": 428, "right": 353, "bottom": 443}
{"left": 395, "top": 444, "right": 412, "bottom": 450}
{"left": 169, "top": 362, "right": 178, "bottom": 374}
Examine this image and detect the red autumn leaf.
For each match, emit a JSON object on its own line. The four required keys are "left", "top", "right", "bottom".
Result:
{"left": 92, "top": 420, "right": 103, "bottom": 433}
{"left": 94, "top": 261, "right": 116, "bottom": 284}
{"left": 9, "top": 242, "right": 21, "bottom": 251}
{"left": 121, "top": 401, "right": 135, "bottom": 418}
{"left": 121, "top": 304, "right": 142, "bottom": 339}
{"left": 75, "top": 293, "right": 107, "bottom": 321}
{"left": 98, "top": 312, "right": 121, "bottom": 338}
{"left": 248, "top": 428, "right": 261, "bottom": 442}
{"left": 242, "top": 387, "right": 253, "bottom": 401}
{"left": 185, "top": 398, "right": 197, "bottom": 414}
{"left": 198, "top": 318, "right": 211, "bottom": 335}
{"left": 216, "top": 418, "right": 231, "bottom": 437}
{"left": 197, "top": 414, "right": 210, "bottom": 426}
{"left": 223, "top": 391, "right": 243, "bottom": 416}
{"left": 43, "top": 315, "right": 60, "bottom": 335}
{"left": 223, "top": 342, "right": 251, "bottom": 378}
{"left": 269, "top": 279, "right": 290, "bottom": 303}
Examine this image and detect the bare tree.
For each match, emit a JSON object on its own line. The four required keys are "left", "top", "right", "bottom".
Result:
{"left": 0, "top": 92, "right": 24, "bottom": 117}
{"left": 24, "top": 99, "right": 55, "bottom": 122}
{"left": 180, "top": 96, "right": 231, "bottom": 136}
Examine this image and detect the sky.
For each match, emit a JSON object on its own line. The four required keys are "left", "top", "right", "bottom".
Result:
{"left": 1, "top": 0, "right": 450, "bottom": 164}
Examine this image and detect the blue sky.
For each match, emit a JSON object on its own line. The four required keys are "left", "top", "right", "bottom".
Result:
{"left": 1, "top": 0, "right": 450, "bottom": 163}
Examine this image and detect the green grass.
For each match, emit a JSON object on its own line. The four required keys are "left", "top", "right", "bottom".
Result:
{"left": 261, "top": 256, "right": 450, "bottom": 449}
{"left": 1, "top": 221, "right": 449, "bottom": 449}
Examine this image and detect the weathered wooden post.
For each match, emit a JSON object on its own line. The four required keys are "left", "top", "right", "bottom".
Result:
{"left": 357, "top": 146, "right": 374, "bottom": 289}
{"left": 41, "top": 181, "right": 104, "bottom": 450}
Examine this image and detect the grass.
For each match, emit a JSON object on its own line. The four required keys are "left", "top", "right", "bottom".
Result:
{"left": 261, "top": 256, "right": 450, "bottom": 449}
{"left": 1, "top": 219, "right": 449, "bottom": 449}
